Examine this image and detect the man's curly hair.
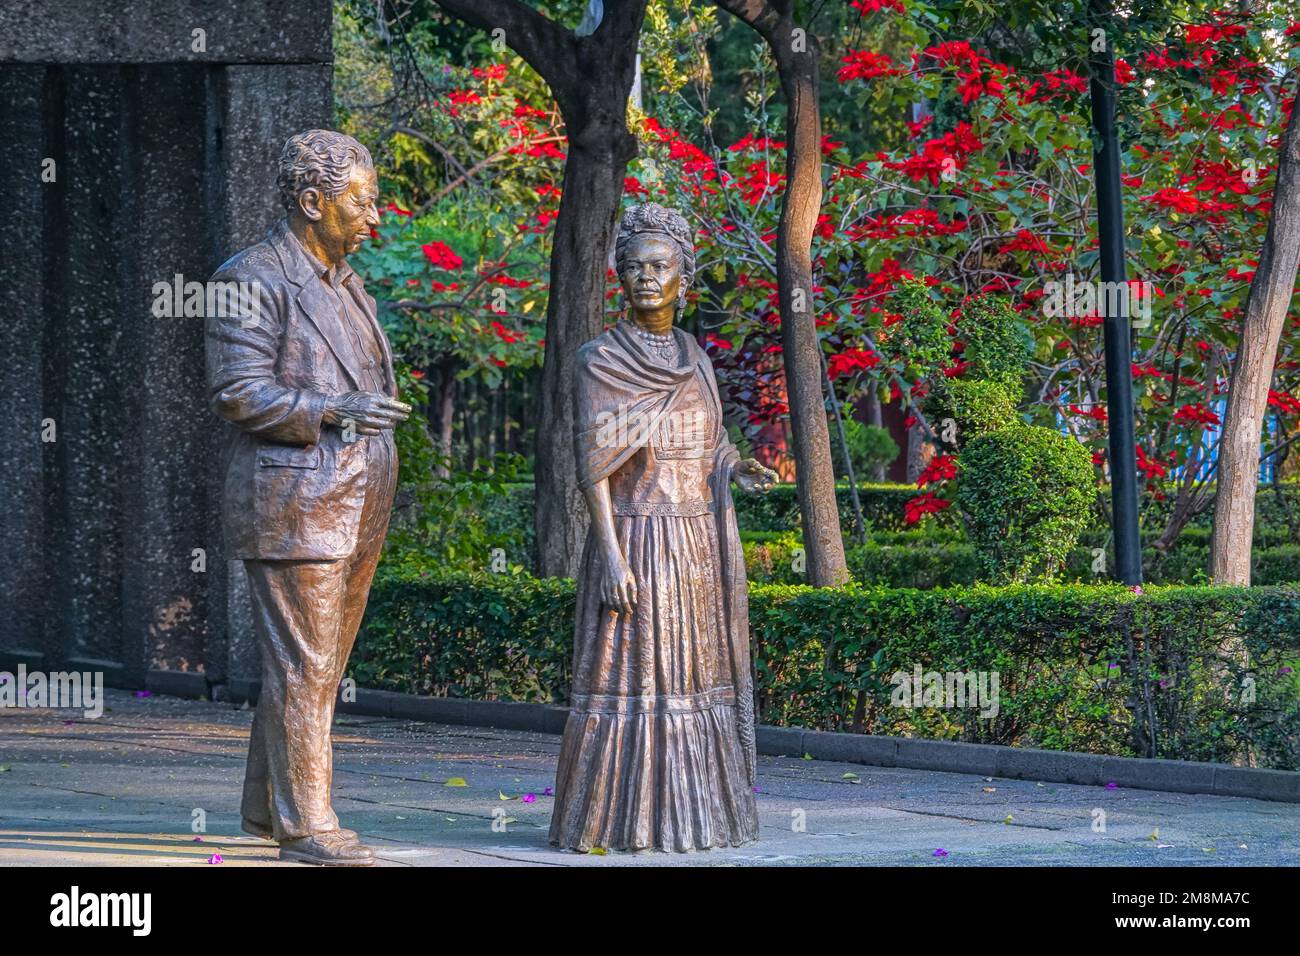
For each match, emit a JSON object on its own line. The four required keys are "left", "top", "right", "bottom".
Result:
{"left": 614, "top": 203, "right": 696, "bottom": 295}
{"left": 276, "top": 130, "right": 374, "bottom": 214}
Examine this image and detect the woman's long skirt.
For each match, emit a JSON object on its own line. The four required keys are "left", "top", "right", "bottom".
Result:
{"left": 548, "top": 510, "right": 759, "bottom": 852}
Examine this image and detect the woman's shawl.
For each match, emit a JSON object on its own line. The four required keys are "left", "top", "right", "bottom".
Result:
{"left": 573, "top": 320, "right": 757, "bottom": 786}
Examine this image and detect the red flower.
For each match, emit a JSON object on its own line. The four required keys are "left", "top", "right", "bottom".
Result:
{"left": 838, "top": 50, "right": 898, "bottom": 83}
{"left": 421, "top": 241, "right": 463, "bottom": 271}
{"left": 1268, "top": 389, "right": 1300, "bottom": 415}
{"left": 826, "top": 348, "right": 880, "bottom": 380}
{"left": 738, "top": 161, "right": 785, "bottom": 204}
{"left": 1143, "top": 188, "right": 1202, "bottom": 213}
{"left": 1069, "top": 403, "right": 1108, "bottom": 423}
{"left": 923, "top": 41, "right": 984, "bottom": 72}
{"left": 904, "top": 492, "right": 952, "bottom": 525}
{"left": 998, "top": 229, "right": 1054, "bottom": 257}
{"left": 1136, "top": 446, "right": 1167, "bottom": 480}
{"left": 471, "top": 63, "right": 508, "bottom": 81}
{"left": 956, "top": 65, "right": 1008, "bottom": 104}
{"left": 491, "top": 321, "right": 520, "bottom": 345}
{"left": 728, "top": 134, "right": 786, "bottom": 152}
{"left": 917, "top": 455, "right": 958, "bottom": 487}
{"left": 852, "top": 0, "right": 904, "bottom": 13}
{"left": 1172, "top": 403, "right": 1221, "bottom": 427}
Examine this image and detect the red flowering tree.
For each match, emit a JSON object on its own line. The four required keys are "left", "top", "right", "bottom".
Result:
{"left": 346, "top": 56, "right": 561, "bottom": 476}
{"left": 634, "top": 0, "right": 1299, "bottom": 568}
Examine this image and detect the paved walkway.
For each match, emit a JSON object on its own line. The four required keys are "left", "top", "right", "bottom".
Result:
{"left": 1, "top": 689, "right": 1296, "bottom": 866}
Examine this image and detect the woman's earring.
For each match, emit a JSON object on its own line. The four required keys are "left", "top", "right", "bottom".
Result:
{"left": 677, "top": 287, "right": 687, "bottom": 315}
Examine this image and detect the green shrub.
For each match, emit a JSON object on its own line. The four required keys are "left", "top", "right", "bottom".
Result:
{"left": 830, "top": 419, "right": 899, "bottom": 481}
{"left": 385, "top": 457, "right": 532, "bottom": 573}
{"left": 939, "top": 377, "right": 1021, "bottom": 439}
{"left": 733, "top": 482, "right": 923, "bottom": 533}
{"left": 353, "top": 567, "right": 575, "bottom": 703}
{"left": 890, "top": 281, "right": 952, "bottom": 382}
{"left": 930, "top": 296, "right": 1035, "bottom": 442}
{"left": 421, "top": 483, "right": 1299, "bottom": 570}
{"left": 950, "top": 294, "right": 1035, "bottom": 392}
{"left": 354, "top": 568, "right": 1300, "bottom": 769}
{"left": 957, "top": 424, "right": 1096, "bottom": 583}
{"left": 849, "top": 543, "right": 982, "bottom": 588}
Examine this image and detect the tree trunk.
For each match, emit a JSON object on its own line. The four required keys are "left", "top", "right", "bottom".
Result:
{"left": 866, "top": 386, "right": 886, "bottom": 481}
{"left": 907, "top": 420, "right": 932, "bottom": 483}
{"left": 430, "top": 0, "right": 647, "bottom": 578}
{"left": 713, "top": 0, "right": 849, "bottom": 586}
{"left": 773, "top": 37, "right": 849, "bottom": 586}
{"left": 1210, "top": 88, "right": 1300, "bottom": 585}
{"left": 435, "top": 358, "right": 457, "bottom": 479}
{"left": 535, "top": 117, "right": 638, "bottom": 576}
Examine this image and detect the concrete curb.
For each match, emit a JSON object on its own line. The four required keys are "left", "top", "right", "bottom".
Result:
{"left": 339, "top": 688, "right": 1300, "bottom": 804}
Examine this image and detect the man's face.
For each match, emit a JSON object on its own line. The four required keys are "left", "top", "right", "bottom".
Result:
{"left": 620, "top": 235, "right": 682, "bottom": 313}
{"left": 315, "top": 166, "right": 379, "bottom": 260}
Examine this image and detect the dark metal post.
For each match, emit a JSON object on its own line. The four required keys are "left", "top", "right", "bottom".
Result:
{"left": 1088, "top": 0, "right": 1143, "bottom": 585}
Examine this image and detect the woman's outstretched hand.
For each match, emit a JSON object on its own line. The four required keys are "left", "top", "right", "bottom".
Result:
{"left": 733, "top": 458, "right": 778, "bottom": 495}
{"left": 601, "top": 546, "right": 638, "bottom": 616}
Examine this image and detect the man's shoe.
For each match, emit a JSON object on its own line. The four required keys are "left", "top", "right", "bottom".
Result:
{"left": 279, "top": 832, "right": 375, "bottom": 866}
{"left": 241, "top": 818, "right": 274, "bottom": 840}
{"left": 243, "top": 818, "right": 358, "bottom": 843}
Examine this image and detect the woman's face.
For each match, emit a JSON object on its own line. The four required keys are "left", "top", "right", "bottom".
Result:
{"left": 619, "top": 234, "right": 683, "bottom": 316}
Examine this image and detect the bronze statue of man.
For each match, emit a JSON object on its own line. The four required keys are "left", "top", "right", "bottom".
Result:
{"left": 206, "top": 129, "right": 410, "bottom": 866}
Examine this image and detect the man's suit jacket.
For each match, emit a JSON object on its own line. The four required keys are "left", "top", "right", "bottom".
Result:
{"left": 206, "top": 218, "right": 397, "bottom": 560}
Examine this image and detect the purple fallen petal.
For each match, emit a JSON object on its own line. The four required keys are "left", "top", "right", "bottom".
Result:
{"left": 933, "top": 848, "right": 949, "bottom": 857}
{"left": 522, "top": 793, "right": 536, "bottom": 803}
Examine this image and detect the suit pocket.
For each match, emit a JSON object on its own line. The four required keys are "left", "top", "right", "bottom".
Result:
{"left": 257, "top": 445, "right": 321, "bottom": 469}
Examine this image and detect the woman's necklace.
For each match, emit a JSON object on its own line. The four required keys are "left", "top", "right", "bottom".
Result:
{"left": 632, "top": 322, "right": 679, "bottom": 363}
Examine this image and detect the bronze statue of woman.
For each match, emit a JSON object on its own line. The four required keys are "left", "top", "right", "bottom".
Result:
{"left": 549, "top": 203, "right": 777, "bottom": 852}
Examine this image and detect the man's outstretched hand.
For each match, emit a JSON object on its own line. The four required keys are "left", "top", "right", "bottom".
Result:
{"left": 323, "top": 391, "right": 412, "bottom": 436}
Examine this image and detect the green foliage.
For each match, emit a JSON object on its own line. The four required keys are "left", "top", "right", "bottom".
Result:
{"left": 830, "top": 419, "right": 899, "bottom": 480}
{"left": 940, "top": 377, "right": 1021, "bottom": 439}
{"left": 933, "top": 295, "right": 1034, "bottom": 439}
{"left": 889, "top": 281, "right": 952, "bottom": 382}
{"left": 956, "top": 424, "right": 1097, "bottom": 582}
{"left": 953, "top": 294, "right": 1034, "bottom": 393}
{"left": 353, "top": 568, "right": 575, "bottom": 703}
{"left": 731, "top": 482, "right": 922, "bottom": 533}
{"left": 385, "top": 453, "right": 531, "bottom": 573}
{"left": 354, "top": 569, "right": 1300, "bottom": 769}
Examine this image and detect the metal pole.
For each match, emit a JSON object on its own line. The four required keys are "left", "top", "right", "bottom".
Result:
{"left": 1088, "top": 0, "right": 1143, "bottom": 585}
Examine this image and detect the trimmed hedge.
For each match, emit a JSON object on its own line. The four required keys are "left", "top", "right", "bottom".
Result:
{"left": 354, "top": 568, "right": 1300, "bottom": 769}
{"left": 482, "top": 481, "right": 1300, "bottom": 541}
{"left": 742, "top": 534, "right": 1300, "bottom": 588}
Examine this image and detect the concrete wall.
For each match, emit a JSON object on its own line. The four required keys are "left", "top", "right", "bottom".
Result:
{"left": 0, "top": 2, "right": 333, "bottom": 696}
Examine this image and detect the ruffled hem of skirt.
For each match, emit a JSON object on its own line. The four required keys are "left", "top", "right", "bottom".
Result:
{"left": 547, "top": 705, "right": 759, "bottom": 853}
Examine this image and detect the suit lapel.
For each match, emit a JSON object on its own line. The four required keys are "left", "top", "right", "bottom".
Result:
{"left": 269, "top": 220, "right": 364, "bottom": 390}
{"left": 296, "top": 280, "right": 364, "bottom": 390}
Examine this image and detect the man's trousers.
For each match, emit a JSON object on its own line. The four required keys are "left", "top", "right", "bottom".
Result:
{"left": 239, "top": 436, "right": 396, "bottom": 841}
